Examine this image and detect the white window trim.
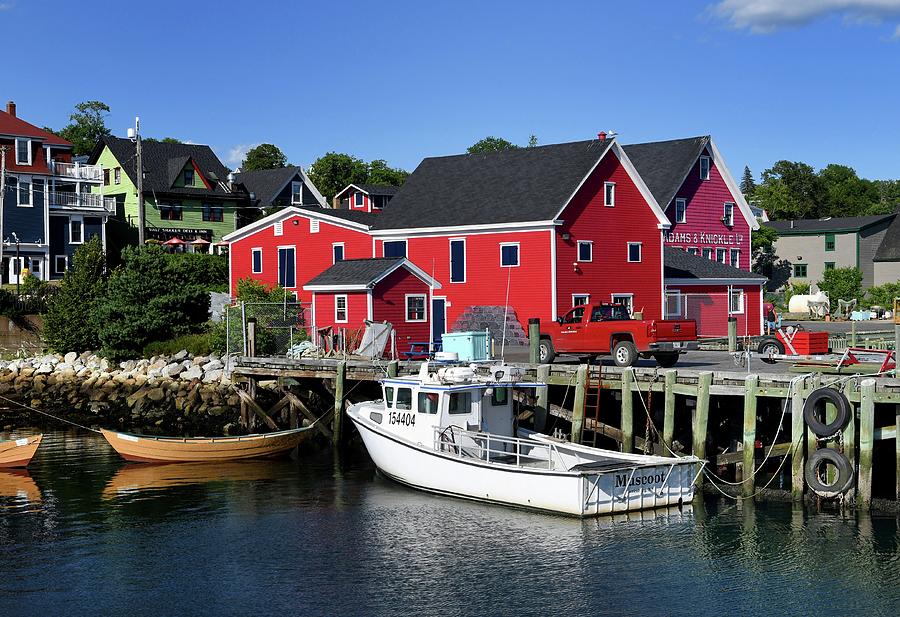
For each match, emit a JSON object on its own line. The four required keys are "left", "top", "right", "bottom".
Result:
{"left": 716, "top": 248, "right": 726, "bottom": 263}
{"left": 15, "top": 138, "right": 32, "bottom": 165}
{"left": 334, "top": 294, "right": 348, "bottom": 323}
{"left": 611, "top": 293, "right": 634, "bottom": 316}
{"left": 54, "top": 254, "right": 67, "bottom": 275}
{"left": 730, "top": 249, "right": 740, "bottom": 268}
{"left": 354, "top": 192, "right": 365, "bottom": 207}
{"left": 700, "top": 156, "right": 711, "bottom": 181}
{"left": 675, "top": 198, "right": 687, "bottom": 223}
{"left": 277, "top": 245, "right": 296, "bottom": 288}
{"left": 69, "top": 215, "right": 84, "bottom": 244}
{"left": 114, "top": 167, "right": 122, "bottom": 185}
{"left": 499, "top": 242, "right": 520, "bottom": 268}
{"left": 702, "top": 248, "right": 713, "bottom": 260}
{"left": 604, "top": 182, "right": 616, "bottom": 207}
{"left": 577, "top": 240, "right": 593, "bottom": 263}
{"left": 251, "top": 247, "right": 263, "bottom": 274}
{"left": 332, "top": 242, "right": 345, "bottom": 264}
{"left": 723, "top": 202, "right": 734, "bottom": 227}
{"left": 405, "top": 293, "right": 428, "bottom": 323}
{"left": 291, "top": 181, "right": 303, "bottom": 204}
{"left": 665, "top": 290, "right": 682, "bottom": 319}
{"left": 449, "top": 237, "right": 466, "bottom": 283}
{"left": 15, "top": 175, "right": 32, "bottom": 208}
{"left": 572, "top": 293, "right": 590, "bottom": 308}
{"left": 382, "top": 238, "right": 407, "bottom": 258}
{"left": 627, "top": 242, "right": 642, "bottom": 263}
{"left": 273, "top": 221, "right": 284, "bottom": 236}
{"left": 729, "top": 288, "right": 745, "bottom": 315}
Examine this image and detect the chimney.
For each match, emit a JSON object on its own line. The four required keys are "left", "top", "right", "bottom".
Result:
{"left": 598, "top": 131, "right": 607, "bottom": 140}
{"left": 6, "top": 101, "right": 15, "bottom": 117}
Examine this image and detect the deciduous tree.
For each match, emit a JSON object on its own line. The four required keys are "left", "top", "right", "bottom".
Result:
{"left": 56, "top": 101, "right": 112, "bottom": 156}
{"left": 307, "top": 152, "right": 369, "bottom": 201}
{"left": 467, "top": 136, "right": 519, "bottom": 154}
{"left": 242, "top": 143, "right": 288, "bottom": 171}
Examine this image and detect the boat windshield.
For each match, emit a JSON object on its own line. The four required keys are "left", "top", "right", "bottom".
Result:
{"left": 418, "top": 392, "right": 439, "bottom": 414}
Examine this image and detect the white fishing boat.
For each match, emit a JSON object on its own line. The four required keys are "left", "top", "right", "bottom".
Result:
{"left": 347, "top": 363, "right": 704, "bottom": 517}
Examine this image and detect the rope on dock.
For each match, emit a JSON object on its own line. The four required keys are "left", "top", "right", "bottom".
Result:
{"left": 0, "top": 393, "right": 101, "bottom": 434}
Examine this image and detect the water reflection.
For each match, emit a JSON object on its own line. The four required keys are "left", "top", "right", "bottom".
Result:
{"left": 0, "top": 431, "right": 899, "bottom": 617}
{"left": 0, "top": 469, "right": 41, "bottom": 504}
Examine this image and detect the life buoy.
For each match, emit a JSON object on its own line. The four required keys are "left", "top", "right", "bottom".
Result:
{"left": 804, "top": 448, "right": 854, "bottom": 498}
{"left": 803, "top": 387, "right": 851, "bottom": 438}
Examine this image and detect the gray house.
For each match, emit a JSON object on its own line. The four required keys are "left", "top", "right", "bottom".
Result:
{"left": 873, "top": 215, "right": 900, "bottom": 286}
{"left": 765, "top": 214, "right": 896, "bottom": 289}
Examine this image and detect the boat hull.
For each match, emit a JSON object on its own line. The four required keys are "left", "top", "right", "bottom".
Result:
{"left": 348, "top": 412, "right": 699, "bottom": 517}
{"left": 0, "top": 435, "right": 42, "bottom": 468}
{"left": 100, "top": 428, "right": 310, "bottom": 463}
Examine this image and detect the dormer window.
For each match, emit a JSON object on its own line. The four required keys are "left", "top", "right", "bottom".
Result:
{"left": 354, "top": 192, "right": 364, "bottom": 207}
{"left": 291, "top": 181, "right": 302, "bottom": 204}
{"left": 15, "top": 139, "right": 31, "bottom": 165}
{"left": 604, "top": 182, "right": 615, "bottom": 207}
{"left": 700, "top": 156, "right": 710, "bottom": 181}
{"left": 184, "top": 168, "right": 195, "bottom": 186}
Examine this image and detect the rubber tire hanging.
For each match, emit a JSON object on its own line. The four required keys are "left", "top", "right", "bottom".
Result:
{"left": 804, "top": 448, "right": 854, "bottom": 498}
{"left": 803, "top": 387, "right": 851, "bottom": 438}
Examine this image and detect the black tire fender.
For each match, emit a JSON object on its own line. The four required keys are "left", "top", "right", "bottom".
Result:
{"left": 803, "top": 387, "right": 851, "bottom": 438}
{"left": 804, "top": 448, "right": 854, "bottom": 498}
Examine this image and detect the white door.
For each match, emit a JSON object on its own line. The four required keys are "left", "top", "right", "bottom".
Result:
{"left": 8, "top": 257, "right": 26, "bottom": 284}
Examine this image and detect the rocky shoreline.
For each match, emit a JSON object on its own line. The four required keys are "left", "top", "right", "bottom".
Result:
{"left": 0, "top": 351, "right": 242, "bottom": 435}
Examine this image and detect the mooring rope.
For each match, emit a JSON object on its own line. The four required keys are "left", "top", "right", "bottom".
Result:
{"left": 0, "top": 393, "right": 101, "bottom": 434}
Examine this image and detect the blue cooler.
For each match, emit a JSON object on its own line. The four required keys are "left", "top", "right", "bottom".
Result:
{"left": 441, "top": 331, "right": 490, "bottom": 362}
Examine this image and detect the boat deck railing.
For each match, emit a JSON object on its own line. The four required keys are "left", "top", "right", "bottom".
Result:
{"left": 434, "top": 426, "right": 565, "bottom": 471}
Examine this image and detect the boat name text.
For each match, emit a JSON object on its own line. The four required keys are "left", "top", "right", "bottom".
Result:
{"left": 615, "top": 471, "right": 666, "bottom": 489}
{"left": 388, "top": 411, "right": 415, "bottom": 427}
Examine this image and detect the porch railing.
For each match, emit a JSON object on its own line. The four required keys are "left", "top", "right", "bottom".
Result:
{"left": 51, "top": 161, "right": 104, "bottom": 182}
{"left": 47, "top": 191, "right": 115, "bottom": 212}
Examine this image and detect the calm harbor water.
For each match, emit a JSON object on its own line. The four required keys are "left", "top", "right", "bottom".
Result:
{"left": 2, "top": 431, "right": 900, "bottom": 616}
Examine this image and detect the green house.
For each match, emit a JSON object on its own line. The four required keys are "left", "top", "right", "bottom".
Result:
{"left": 89, "top": 136, "right": 254, "bottom": 256}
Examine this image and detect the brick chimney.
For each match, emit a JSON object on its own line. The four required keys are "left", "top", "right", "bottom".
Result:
{"left": 598, "top": 131, "right": 607, "bottom": 140}
{"left": 6, "top": 101, "right": 15, "bottom": 117}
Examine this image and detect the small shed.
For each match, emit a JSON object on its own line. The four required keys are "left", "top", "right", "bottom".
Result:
{"left": 303, "top": 257, "right": 441, "bottom": 355}
{"left": 663, "top": 247, "right": 766, "bottom": 337}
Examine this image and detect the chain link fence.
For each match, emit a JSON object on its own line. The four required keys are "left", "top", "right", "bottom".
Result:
{"left": 224, "top": 302, "right": 310, "bottom": 357}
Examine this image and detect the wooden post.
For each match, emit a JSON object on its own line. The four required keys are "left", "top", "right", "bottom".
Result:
{"left": 332, "top": 361, "right": 346, "bottom": 447}
{"left": 841, "top": 380, "right": 856, "bottom": 502}
{"left": 741, "top": 374, "right": 759, "bottom": 498}
{"left": 692, "top": 372, "right": 712, "bottom": 486}
{"left": 857, "top": 378, "right": 875, "bottom": 509}
{"left": 528, "top": 318, "right": 541, "bottom": 365}
{"left": 246, "top": 318, "right": 257, "bottom": 358}
{"left": 621, "top": 369, "right": 634, "bottom": 453}
{"left": 727, "top": 317, "right": 737, "bottom": 353}
{"left": 807, "top": 374, "right": 821, "bottom": 470}
{"left": 387, "top": 360, "right": 398, "bottom": 378}
{"left": 896, "top": 404, "right": 900, "bottom": 501}
{"left": 850, "top": 320, "right": 857, "bottom": 347}
{"left": 790, "top": 376, "right": 806, "bottom": 501}
{"left": 535, "top": 365, "right": 550, "bottom": 432}
{"left": 662, "top": 370, "right": 677, "bottom": 456}
{"left": 570, "top": 364, "right": 588, "bottom": 443}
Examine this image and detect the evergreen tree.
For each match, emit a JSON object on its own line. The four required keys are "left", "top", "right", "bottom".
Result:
{"left": 740, "top": 165, "right": 756, "bottom": 196}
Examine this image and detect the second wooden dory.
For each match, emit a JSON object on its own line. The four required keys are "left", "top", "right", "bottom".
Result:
{"left": 99, "top": 427, "right": 311, "bottom": 463}
{"left": 0, "top": 435, "right": 43, "bottom": 468}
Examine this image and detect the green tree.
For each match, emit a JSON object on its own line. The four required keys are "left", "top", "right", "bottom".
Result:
{"left": 874, "top": 179, "right": 900, "bottom": 211}
{"left": 467, "top": 136, "right": 519, "bottom": 154}
{"left": 42, "top": 237, "right": 107, "bottom": 353}
{"left": 57, "top": 101, "right": 111, "bottom": 156}
{"left": 818, "top": 164, "right": 882, "bottom": 217}
{"left": 527, "top": 134, "right": 538, "bottom": 148}
{"left": 817, "top": 266, "right": 863, "bottom": 304}
{"left": 751, "top": 224, "right": 778, "bottom": 253}
{"left": 144, "top": 137, "right": 181, "bottom": 144}
{"left": 740, "top": 165, "right": 756, "bottom": 196}
{"left": 307, "top": 152, "right": 369, "bottom": 202}
{"left": 366, "top": 159, "right": 408, "bottom": 186}
{"left": 96, "top": 246, "right": 211, "bottom": 359}
{"left": 755, "top": 160, "right": 825, "bottom": 219}
{"left": 242, "top": 143, "right": 288, "bottom": 171}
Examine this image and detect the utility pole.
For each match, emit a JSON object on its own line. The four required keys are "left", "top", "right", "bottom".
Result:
{"left": 130, "top": 117, "right": 145, "bottom": 245}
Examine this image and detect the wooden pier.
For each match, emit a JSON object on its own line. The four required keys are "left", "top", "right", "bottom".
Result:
{"left": 231, "top": 355, "right": 900, "bottom": 511}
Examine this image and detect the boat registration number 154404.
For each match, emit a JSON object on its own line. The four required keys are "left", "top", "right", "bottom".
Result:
{"left": 389, "top": 411, "right": 415, "bottom": 427}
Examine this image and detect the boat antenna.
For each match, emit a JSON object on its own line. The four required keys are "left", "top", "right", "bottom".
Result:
{"left": 500, "top": 265, "right": 511, "bottom": 360}
{"left": 429, "top": 257, "right": 436, "bottom": 354}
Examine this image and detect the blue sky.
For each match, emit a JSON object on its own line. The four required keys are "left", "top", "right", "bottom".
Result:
{"left": 3, "top": 0, "right": 900, "bottom": 180}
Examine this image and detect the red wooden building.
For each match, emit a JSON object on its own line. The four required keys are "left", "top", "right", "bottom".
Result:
{"left": 333, "top": 183, "right": 399, "bottom": 213}
{"left": 303, "top": 257, "right": 440, "bottom": 353}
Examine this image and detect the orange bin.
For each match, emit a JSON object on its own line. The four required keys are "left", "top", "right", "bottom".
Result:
{"left": 785, "top": 331, "right": 829, "bottom": 355}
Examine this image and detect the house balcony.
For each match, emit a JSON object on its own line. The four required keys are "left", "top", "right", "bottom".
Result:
{"left": 48, "top": 191, "right": 115, "bottom": 213}
{"left": 51, "top": 161, "right": 104, "bottom": 182}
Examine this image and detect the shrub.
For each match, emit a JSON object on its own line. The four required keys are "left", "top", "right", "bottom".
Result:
{"left": 168, "top": 252, "right": 227, "bottom": 291}
{"left": 96, "top": 245, "right": 211, "bottom": 360}
{"left": 208, "top": 278, "right": 301, "bottom": 355}
{"left": 817, "top": 267, "right": 863, "bottom": 304}
{"left": 865, "top": 282, "right": 900, "bottom": 308}
{"left": 234, "top": 277, "right": 293, "bottom": 302}
{"left": 42, "top": 237, "right": 106, "bottom": 352}
{"left": 143, "top": 331, "right": 212, "bottom": 358}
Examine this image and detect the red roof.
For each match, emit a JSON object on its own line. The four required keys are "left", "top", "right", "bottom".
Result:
{"left": 0, "top": 110, "right": 72, "bottom": 147}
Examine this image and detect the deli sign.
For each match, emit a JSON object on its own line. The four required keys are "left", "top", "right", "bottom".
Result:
{"left": 666, "top": 231, "right": 744, "bottom": 246}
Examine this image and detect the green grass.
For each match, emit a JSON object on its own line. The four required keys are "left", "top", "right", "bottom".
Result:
{"left": 143, "top": 332, "right": 212, "bottom": 358}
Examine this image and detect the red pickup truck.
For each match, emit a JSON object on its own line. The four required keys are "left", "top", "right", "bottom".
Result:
{"left": 537, "top": 303, "right": 697, "bottom": 367}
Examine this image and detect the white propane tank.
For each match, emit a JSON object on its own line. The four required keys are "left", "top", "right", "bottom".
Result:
{"left": 438, "top": 366, "right": 476, "bottom": 384}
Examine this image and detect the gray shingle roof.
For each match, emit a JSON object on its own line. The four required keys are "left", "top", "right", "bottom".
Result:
{"left": 874, "top": 214, "right": 900, "bottom": 261}
{"left": 765, "top": 214, "right": 894, "bottom": 234}
{"left": 356, "top": 183, "right": 400, "bottom": 196}
{"left": 664, "top": 247, "right": 766, "bottom": 282}
{"left": 305, "top": 258, "right": 406, "bottom": 287}
{"left": 299, "top": 205, "right": 379, "bottom": 226}
{"left": 623, "top": 136, "right": 709, "bottom": 208}
{"left": 371, "top": 138, "right": 615, "bottom": 230}
{"left": 234, "top": 166, "right": 319, "bottom": 207}
{"left": 91, "top": 136, "right": 246, "bottom": 201}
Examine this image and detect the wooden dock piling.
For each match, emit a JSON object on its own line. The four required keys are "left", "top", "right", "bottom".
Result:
{"left": 332, "top": 361, "right": 346, "bottom": 447}
{"left": 727, "top": 317, "right": 737, "bottom": 353}
{"left": 857, "top": 378, "right": 875, "bottom": 509}
{"left": 741, "top": 374, "right": 759, "bottom": 498}
{"left": 621, "top": 369, "right": 634, "bottom": 453}
{"left": 663, "top": 370, "right": 676, "bottom": 455}
{"left": 791, "top": 376, "right": 805, "bottom": 501}
{"left": 692, "top": 372, "right": 712, "bottom": 486}
{"left": 528, "top": 319, "right": 540, "bottom": 365}
{"left": 571, "top": 364, "right": 588, "bottom": 443}
{"left": 841, "top": 380, "right": 857, "bottom": 502}
{"left": 535, "top": 365, "right": 550, "bottom": 432}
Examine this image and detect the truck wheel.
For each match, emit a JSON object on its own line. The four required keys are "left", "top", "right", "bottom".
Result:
{"left": 758, "top": 337, "right": 785, "bottom": 356}
{"left": 654, "top": 352, "right": 679, "bottom": 368}
{"left": 612, "top": 340, "right": 638, "bottom": 367}
{"left": 538, "top": 338, "right": 556, "bottom": 364}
